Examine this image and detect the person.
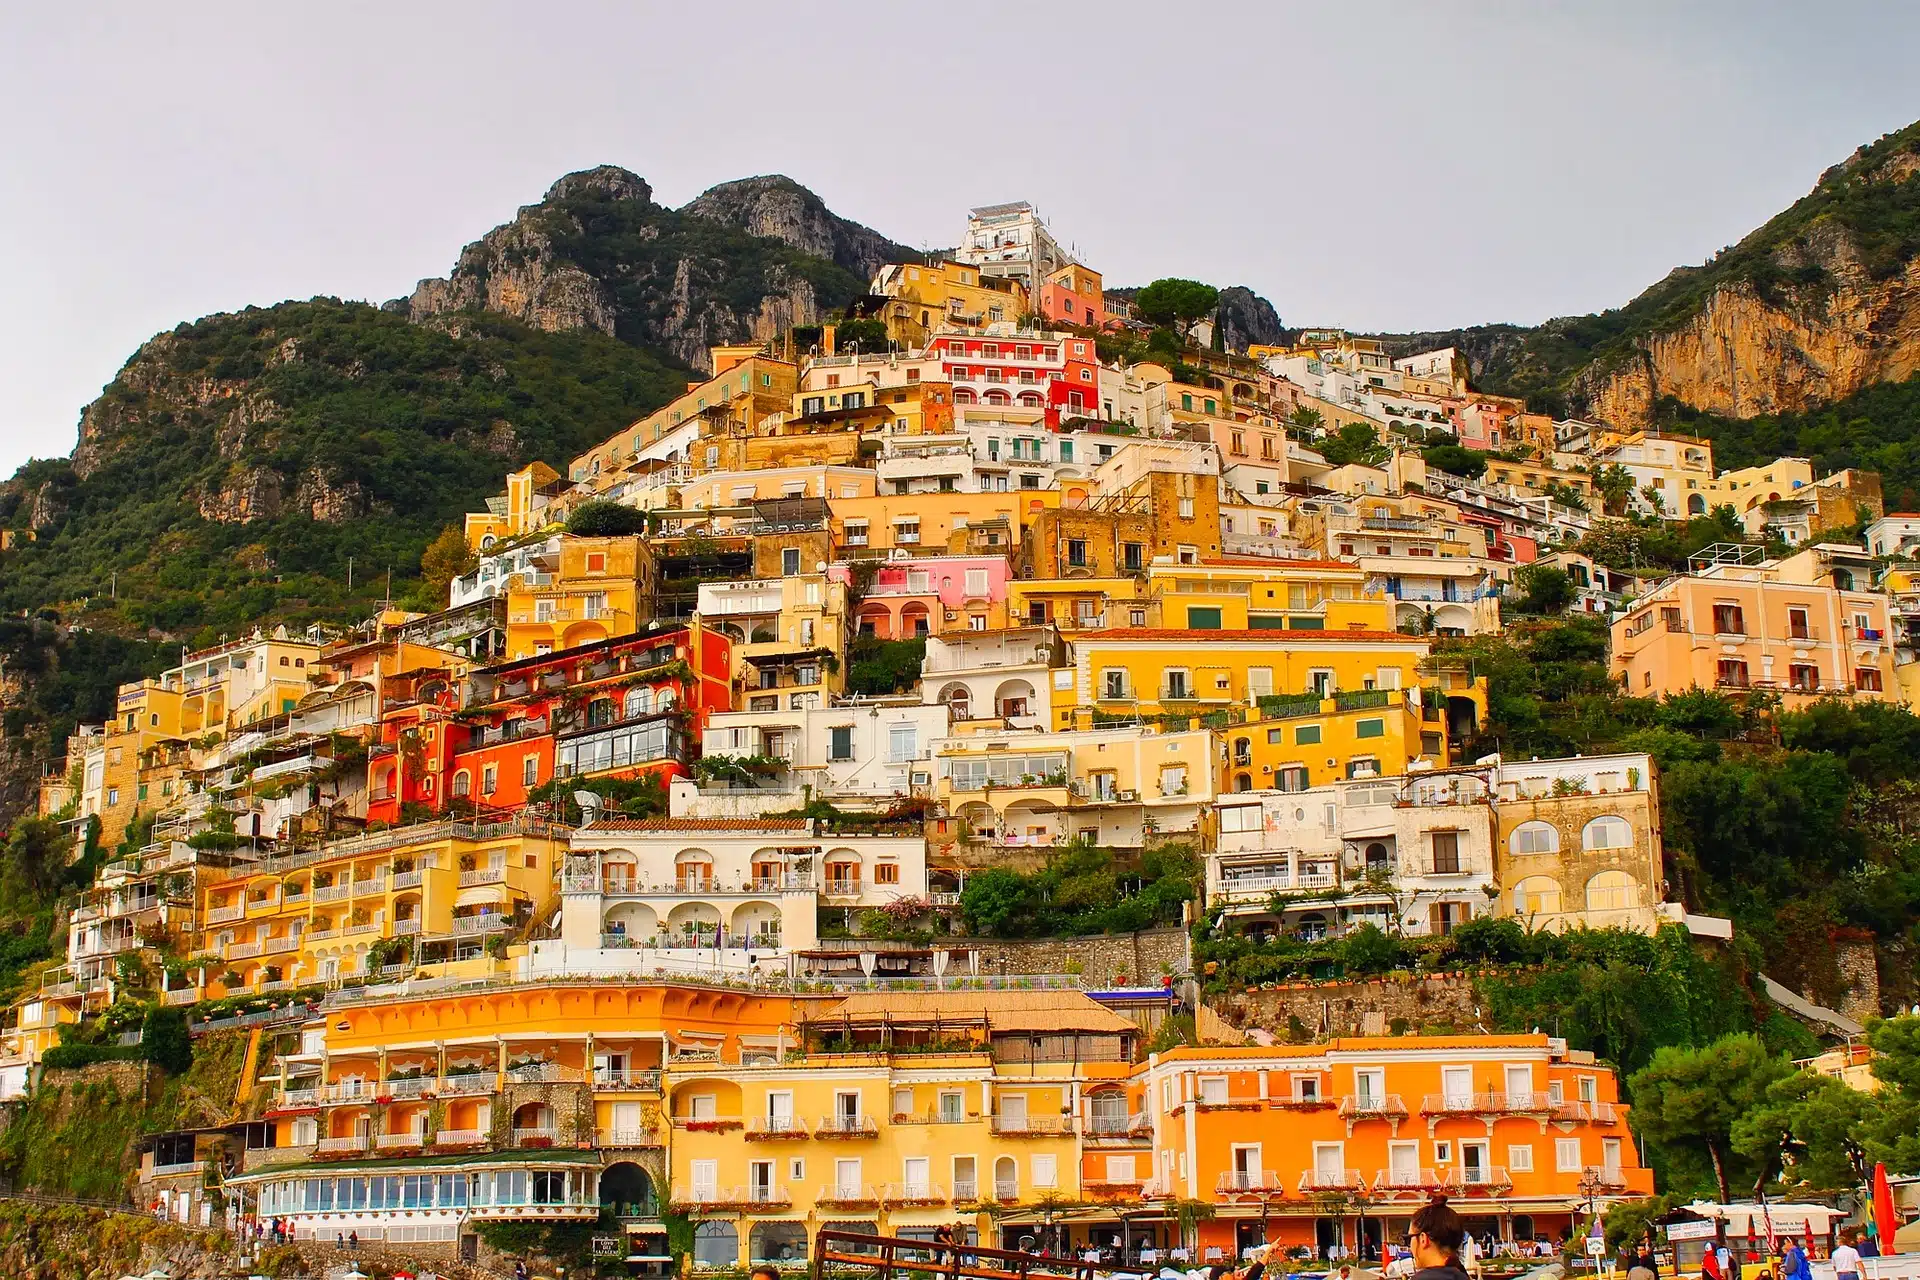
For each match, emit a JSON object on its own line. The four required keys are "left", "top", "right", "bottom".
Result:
{"left": 1858, "top": 1229, "right": 1880, "bottom": 1261}
{"left": 336, "top": 1231, "right": 346, "bottom": 1252}
{"left": 514, "top": 1262, "right": 529, "bottom": 1280}
{"left": 1703, "top": 1244, "right": 1723, "bottom": 1280}
{"left": 1782, "top": 1240, "right": 1811, "bottom": 1280}
{"left": 1716, "top": 1243, "right": 1733, "bottom": 1278}
{"left": 750, "top": 1267, "right": 782, "bottom": 1280}
{"left": 1408, "top": 1201, "right": 1472, "bottom": 1280}
{"left": 348, "top": 1229, "right": 359, "bottom": 1253}
{"left": 1628, "top": 1255, "right": 1656, "bottom": 1280}
{"left": 1831, "top": 1232, "right": 1862, "bottom": 1280}
{"left": 1461, "top": 1231, "right": 1481, "bottom": 1279}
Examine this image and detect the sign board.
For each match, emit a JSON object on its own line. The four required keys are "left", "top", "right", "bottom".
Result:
{"left": 1588, "top": 1240, "right": 1608, "bottom": 1257}
{"left": 1667, "top": 1222, "right": 1720, "bottom": 1242}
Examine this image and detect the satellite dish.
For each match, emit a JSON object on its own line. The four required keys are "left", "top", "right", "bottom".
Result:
{"left": 574, "top": 791, "right": 604, "bottom": 825}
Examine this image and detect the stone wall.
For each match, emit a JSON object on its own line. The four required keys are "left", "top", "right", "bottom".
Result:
{"left": 1217, "top": 971, "right": 1485, "bottom": 1038}
{"left": 963, "top": 927, "right": 1190, "bottom": 985}
{"left": 1834, "top": 937, "right": 1882, "bottom": 1023}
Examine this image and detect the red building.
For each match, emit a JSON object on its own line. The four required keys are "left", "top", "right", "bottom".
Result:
{"left": 364, "top": 624, "right": 731, "bottom": 825}
{"left": 933, "top": 329, "right": 1102, "bottom": 428}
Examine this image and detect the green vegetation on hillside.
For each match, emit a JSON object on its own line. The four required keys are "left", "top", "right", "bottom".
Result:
{"left": 1381, "top": 121, "right": 1920, "bottom": 413}
{"left": 0, "top": 300, "right": 688, "bottom": 634}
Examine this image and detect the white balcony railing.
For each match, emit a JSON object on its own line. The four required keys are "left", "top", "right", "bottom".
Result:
{"left": 317, "top": 1135, "right": 368, "bottom": 1154}
{"left": 434, "top": 1128, "right": 486, "bottom": 1146}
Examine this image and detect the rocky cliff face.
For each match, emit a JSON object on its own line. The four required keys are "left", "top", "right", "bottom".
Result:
{"left": 682, "top": 174, "right": 918, "bottom": 280}
{"left": 1216, "top": 285, "right": 1286, "bottom": 353}
{"left": 405, "top": 165, "right": 871, "bottom": 371}
{"left": 1575, "top": 253, "right": 1920, "bottom": 426}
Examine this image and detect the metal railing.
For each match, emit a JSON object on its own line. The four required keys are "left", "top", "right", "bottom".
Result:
{"left": 816, "top": 1114, "right": 879, "bottom": 1137}
{"left": 1373, "top": 1167, "right": 1445, "bottom": 1191}
{"left": 1217, "top": 1171, "right": 1281, "bottom": 1193}
{"left": 316, "top": 1135, "right": 368, "bottom": 1154}
{"left": 1338, "top": 1094, "right": 1408, "bottom": 1118}
{"left": 434, "top": 1128, "right": 486, "bottom": 1146}
{"left": 989, "top": 1115, "right": 1073, "bottom": 1136}
{"left": 1298, "top": 1168, "right": 1366, "bottom": 1192}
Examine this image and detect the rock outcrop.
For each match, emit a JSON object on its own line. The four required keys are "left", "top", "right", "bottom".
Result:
{"left": 1574, "top": 255, "right": 1920, "bottom": 426}
{"left": 682, "top": 174, "right": 917, "bottom": 280}
{"left": 1215, "top": 285, "right": 1286, "bottom": 353}
{"left": 405, "top": 165, "right": 870, "bottom": 371}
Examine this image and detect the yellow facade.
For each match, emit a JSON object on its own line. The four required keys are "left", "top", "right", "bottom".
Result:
{"left": 504, "top": 535, "right": 658, "bottom": 660}
{"left": 570, "top": 351, "right": 797, "bottom": 488}
{"left": 1220, "top": 694, "right": 1451, "bottom": 793}
{"left": 195, "top": 822, "right": 566, "bottom": 996}
{"left": 1009, "top": 577, "right": 1156, "bottom": 631}
{"left": 1068, "top": 628, "right": 1455, "bottom": 725}
{"left": 1145, "top": 559, "right": 1394, "bottom": 633}
{"left": 831, "top": 491, "right": 1060, "bottom": 558}
{"left": 873, "top": 261, "right": 1029, "bottom": 347}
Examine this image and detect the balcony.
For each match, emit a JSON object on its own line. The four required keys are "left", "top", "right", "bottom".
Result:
{"left": 601, "top": 1127, "right": 656, "bottom": 1148}
{"left": 1338, "top": 1094, "right": 1408, "bottom": 1120}
{"left": 816, "top": 1115, "right": 879, "bottom": 1139}
{"left": 434, "top": 1129, "right": 487, "bottom": 1147}
{"left": 392, "top": 869, "right": 425, "bottom": 890}
{"left": 1443, "top": 1166, "right": 1513, "bottom": 1193}
{"left": 1583, "top": 1164, "right": 1630, "bottom": 1190}
{"left": 385, "top": 1076, "right": 434, "bottom": 1099}
{"left": 817, "top": 1183, "right": 882, "bottom": 1209}
{"left": 206, "top": 903, "right": 245, "bottom": 925}
{"left": 313, "top": 884, "right": 350, "bottom": 903}
{"left": 1554, "top": 1099, "right": 1618, "bottom": 1124}
{"left": 674, "top": 1184, "right": 791, "bottom": 1211}
{"left": 434, "top": 1071, "right": 494, "bottom": 1096}
{"left": 881, "top": 1182, "right": 947, "bottom": 1206}
{"left": 1421, "top": 1091, "right": 1551, "bottom": 1116}
{"left": 317, "top": 1135, "right": 369, "bottom": 1155}
{"left": 1085, "top": 1113, "right": 1152, "bottom": 1143}
{"left": 282, "top": 1086, "right": 319, "bottom": 1107}
{"left": 162, "top": 987, "right": 200, "bottom": 1006}
{"left": 459, "top": 866, "right": 507, "bottom": 887}
{"left": 748, "top": 1116, "right": 810, "bottom": 1140}
{"left": 392, "top": 918, "right": 422, "bottom": 936}
{"left": 375, "top": 1131, "right": 425, "bottom": 1151}
{"left": 452, "top": 914, "right": 510, "bottom": 936}
{"left": 226, "top": 941, "right": 264, "bottom": 960}
{"left": 1217, "top": 1171, "right": 1282, "bottom": 1194}
{"left": 989, "top": 1116, "right": 1073, "bottom": 1137}
{"left": 992, "top": 1180, "right": 1020, "bottom": 1201}
{"left": 261, "top": 935, "right": 302, "bottom": 955}
{"left": 1373, "top": 1167, "right": 1446, "bottom": 1194}
{"left": 1298, "top": 1168, "right": 1366, "bottom": 1192}
{"left": 593, "top": 1068, "right": 663, "bottom": 1091}
{"left": 512, "top": 1127, "right": 560, "bottom": 1147}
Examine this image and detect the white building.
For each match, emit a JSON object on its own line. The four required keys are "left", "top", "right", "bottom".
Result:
{"left": 532, "top": 816, "right": 928, "bottom": 979}
{"left": 954, "top": 201, "right": 1068, "bottom": 292}
{"left": 693, "top": 697, "right": 950, "bottom": 808}
{"left": 875, "top": 420, "right": 1133, "bottom": 495}
{"left": 921, "top": 627, "right": 1069, "bottom": 730}
{"left": 1209, "top": 769, "right": 1498, "bottom": 939}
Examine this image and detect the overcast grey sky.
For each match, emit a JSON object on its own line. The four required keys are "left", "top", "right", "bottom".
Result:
{"left": 3, "top": 1, "right": 1918, "bottom": 476}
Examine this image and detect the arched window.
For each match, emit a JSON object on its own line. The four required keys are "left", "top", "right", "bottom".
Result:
{"left": 1512, "top": 876, "right": 1563, "bottom": 917}
{"left": 694, "top": 1222, "right": 739, "bottom": 1267}
{"left": 1510, "top": 821, "right": 1560, "bottom": 855}
{"left": 1235, "top": 773, "right": 1253, "bottom": 792}
{"left": 994, "top": 1155, "right": 1018, "bottom": 1199}
{"left": 1581, "top": 815, "right": 1633, "bottom": 850}
{"left": 1364, "top": 842, "right": 1390, "bottom": 871}
{"left": 1585, "top": 870, "right": 1640, "bottom": 912}
{"left": 451, "top": 771, "right": 471, "bottom": 798}
{"left": 624, "top": 685, "right": 654, "bottom": 719}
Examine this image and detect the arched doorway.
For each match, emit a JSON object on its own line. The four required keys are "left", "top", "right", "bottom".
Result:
{"left": 601, "top": 1161, "right": 656, "bottom": 1218}
{"left": 694, "top": 1221, "right": 739, "bottom": 1267}
{"left": 750, "top": 1222, "right": 808, "bottom": 1264}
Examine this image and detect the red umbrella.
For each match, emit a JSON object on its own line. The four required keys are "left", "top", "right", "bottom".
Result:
{"left": 1874, "top": 1163, "right": 1899, "bottom": 1256}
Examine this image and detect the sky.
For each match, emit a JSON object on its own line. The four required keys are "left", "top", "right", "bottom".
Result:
{"left": 3, "top": 1, "right": 1919, "bottom": 476}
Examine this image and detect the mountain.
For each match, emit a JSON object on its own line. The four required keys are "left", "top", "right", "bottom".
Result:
{"left": 0, "top": 300, "right": 688, "bottom": 634}
{"left": 681, "top": 174, "right": 922, "bottom": 280}
{"left": 1378, "top": 119, "right": 1920, "bottom": 423}
{"left": 403, "top": 165, "right": 890, "bottom": 370}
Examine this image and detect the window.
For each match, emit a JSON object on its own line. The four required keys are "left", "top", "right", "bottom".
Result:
{"left": 522, "top": 756, "right": 538, "bottom": 787}
{"left": 1510, "top": 821, "right": 1559, "bottom": 855}
{"left": 1585, "top": 870, "right": 1640, "bottom": 912}
{"left": 782, "top": 548, "right": 801, "bottom": 576}
{"left": 1186, "top": 606, "right": 1222, "bottom": 629}
{"left": 1102, "top": 669, "right": 1128, "bottom": 699}
{"left": 874, "top": 863, "right": 899, "bottom": 885}
{"left": 888, "top": 725, "right": 918, "bottom": 763}
{"left": 1508, "top": 1144, "right": 1534, "bottom": 1172}
{"left": 1787, "top": 606, "right": 1811, "bottom": 640}
{"left": 1716, "top": 658, "right": 1749, "bottom": 687}
{"left": 1431, "top": 830, "right": 1462, "bottom": 874}
{"left": 1164, "top": 670, "right": 1190, "bottom": 699}
{"left": 1513, "top": 876, "right": 1562, "bottom": 916}
{"left": 965, "top": 568, "right": 989, "bottom": 595}
{"left": 829, "top": 726, "right": 853, "bottom": 762}
{"left": 1067, "top": 539, "right": 1087, "bottom": 567}
{"left": 1031, "top": 1153, "right": 1057, "bottom": 1189}
{"left": 1789, "top": 663, "right": 1820, "bottom": 692}
{"left": 1295, "top": 724, "right": 1322, "bottom": 745}
{"left": 1219, "top": 805, "right": 1261, "bottom": 833}
{"left": 1555, "top": 1138, "right": 1582, "bottom": 1172}
{"left": 1581, "top": 816, "right": 1632, "bottom": 850}
{"left": 482, "top": 765, "right": 498, "bottom": 794}
{"left": 1712, "top": 603, "right": 1745, "bottom": 635}
{"left": 1159, "top": 765, "right": 1187, "bottom": 796}
{"left": 1858, "top": 667, "right": 1884, "bottom": 691}
{"left": 1355, "top": 718, "right": 1385, "bottom": 739}
{"left": 1122, "top": 542, "right": 1144, "bottom": 571}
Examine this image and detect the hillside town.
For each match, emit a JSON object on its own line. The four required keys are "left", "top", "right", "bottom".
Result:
{"left": 6, "top": 200, "right": 1917, "bottom": 1271}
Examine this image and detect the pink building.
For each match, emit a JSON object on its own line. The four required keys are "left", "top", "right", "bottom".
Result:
{"left": 832, "top": 555, "right": 1013, "bottom": 639}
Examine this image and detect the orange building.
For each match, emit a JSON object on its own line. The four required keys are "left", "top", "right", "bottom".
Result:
{"left": 1139, "top": 1036, "right": 1650, "bottom": 1257}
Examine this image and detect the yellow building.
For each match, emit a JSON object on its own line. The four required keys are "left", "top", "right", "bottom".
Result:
{"left": 504, "top": 535, "right": 658, "bottom": 660}
{"left": 667, "top": 990, "right": 1135, "bottom": 1263}
{"left": 697, "top": 572, "right": 851, "bottom": 711}
{"left": 193, "top": 817, "right": 567, "bottom": 996}
{"left": 1067, "top": 627, "right": 1459, "bottom": 725}
{"left": 1219, "top": 691, "right": 1451, "bottom": 794}
{"left": 1008, "top": 576, "right": 1156, "bottom": 632}
{"left": 831, "top": 490, "right": 1061, "bottom": 559}
{"left": 571, "top": 349, "right": 797, "bottom": 489}
{"left": 1144, "top": 558, "right": 1394, "bottom": 633}
{"left": 871, "top": 260, "right": 1029, "bottom": 348}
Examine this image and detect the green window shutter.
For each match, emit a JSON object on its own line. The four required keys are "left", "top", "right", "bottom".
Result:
{"left": 1288, "top": 617, "right": 1326, "bottom": 630}
{"left": 1186, "top": 607, "right": 1223, "bottom": 630}
{"left": 1295, "top": 724, "right": 1322, "bottom": 745}
{"left": 1356, "top": 718, "right": 1386, "bottom": 739}
{"left": 1248, "top": 614, "right": 1287, "bottom": 629}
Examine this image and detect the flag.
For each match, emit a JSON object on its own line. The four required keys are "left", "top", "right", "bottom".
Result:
{"left": 1873, "top": 1163, "right": 1898, "bottom": 1256}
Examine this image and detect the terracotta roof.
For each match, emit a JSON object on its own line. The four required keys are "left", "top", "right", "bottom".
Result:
{"left": 1074, "top": 627, "right": 1426, "bottom": 643}
{"left": 583, "top": 817, "right": 809, "bottom": 833}
{"left": 813, "top": 989, "right": 1137, "bottom": 1036}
